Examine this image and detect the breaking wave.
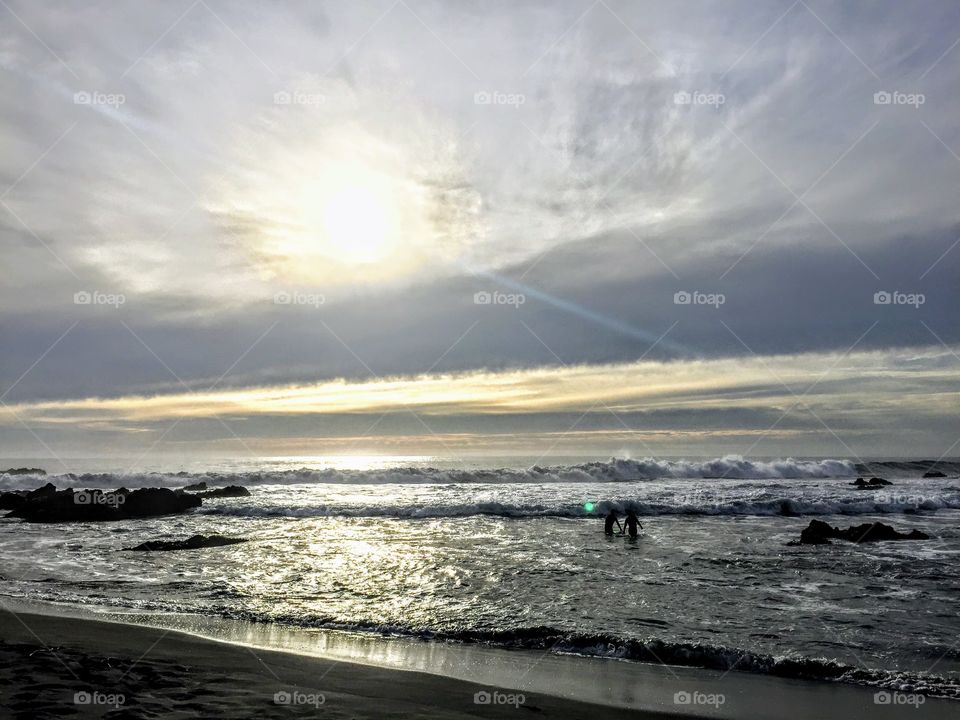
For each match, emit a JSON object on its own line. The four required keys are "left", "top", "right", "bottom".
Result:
{"left": 201, "top": 492, "right": 960, "bottom": 519}
{"left": 0, "top": 456, "right": 893, "bottom": 490}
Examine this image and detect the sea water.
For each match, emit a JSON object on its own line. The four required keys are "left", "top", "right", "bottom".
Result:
{"left": 1, "top": 455, "right": 958, "bottom": 698}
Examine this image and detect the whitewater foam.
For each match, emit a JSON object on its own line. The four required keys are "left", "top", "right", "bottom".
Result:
{"left": 0, "top": 455, "right": 880, "bottom": 491}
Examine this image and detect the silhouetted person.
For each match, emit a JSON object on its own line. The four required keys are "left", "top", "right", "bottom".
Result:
{"left": 604, "top": 509, "right": 622, "bottom": 535}
{"left": 624, "top": 509, "right": 643, "bottom": 537}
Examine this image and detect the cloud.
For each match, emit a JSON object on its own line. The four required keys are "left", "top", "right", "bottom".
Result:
{"left": 3, "top": 345, "right": 957, "bottom": 458}
{"left": 2, "top": 0, "right": 960, "bottom": 459}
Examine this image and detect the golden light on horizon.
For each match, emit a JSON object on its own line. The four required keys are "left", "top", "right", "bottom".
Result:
{"left": 5, "top": 347, "right": 956, "bottom": 429}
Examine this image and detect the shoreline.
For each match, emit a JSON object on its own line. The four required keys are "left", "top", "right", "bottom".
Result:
{"left": 1, "top": 600, "right": 956, "bottom": 718}
{"left": 1, "top": 606, "right": 667, "bottom": 719}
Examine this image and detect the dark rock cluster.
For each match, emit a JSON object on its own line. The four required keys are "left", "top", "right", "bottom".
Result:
{"left": 794, "top": 519, "right": 930, "bottom": 545}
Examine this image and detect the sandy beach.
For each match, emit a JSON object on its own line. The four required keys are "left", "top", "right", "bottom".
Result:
{"left": 3, "top": 603, "right": 958, "bottom": 719}
{"left": 0, "top": 608, "right": 676, "bottom": 719}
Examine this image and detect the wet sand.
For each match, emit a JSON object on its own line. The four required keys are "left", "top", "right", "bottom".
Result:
{"left": 0, "top": 609, "right": 673, "bottom": 719}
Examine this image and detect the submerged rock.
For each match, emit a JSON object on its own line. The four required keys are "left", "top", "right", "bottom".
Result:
{"left": 851, "top": 477, "right": 892, "bottom": 489}
{"left": 196, "top": 485, "right": 250, "bottom": 499}
{"left": 126, "top": 534, "right": 247, "bottom": 552}
{"left": 777, "top": 500, "right": 800, "bottom": 517}
{"left": 795, "top": 519, "right": 929, "bottom": 545}
{"left": 6, "top": 487, "right": 200, "bottom": 523}
{"left": 181, "top": 481, "right": 208, "bottom": 491}
{"left": 922, "top": 470, "right": 947, "bottom": 478}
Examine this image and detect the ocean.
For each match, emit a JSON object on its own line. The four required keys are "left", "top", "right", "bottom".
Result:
{"left": 2, "top": 455, "right": 959, "bottom": 700}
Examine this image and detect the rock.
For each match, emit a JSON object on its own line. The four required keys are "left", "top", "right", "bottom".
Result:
{"left": 798, "top": 519, "right": 837, "bottom": 544}
{"left": 6, "top": 487, "right": 201, "bottom": 523}
{"left": 25, "top": 482, "right": 58, "bottom": 499}
{"left": 1, "top": 482, "right": 58, "bottom": 509}
{"left": 0, "top": 467, "right": 45, "bottom": 475}
{"left": 851, "top": 477, "right": 891, "bottom": 489}
{"left": 922, "top": 470, "right": 947, "bottom": 478}
{"left": 196, "top": 485, "right": 250, "bottom": 499}
{"left": 182, "top": 481, "right": 208, "bottom": 492}
{"left": 126, "top": 534, "right": 247, "bottom": 552}
{"left": 795, "top": 519, "right": 930, "bottom": 545}
{"left": 0, "top": 492, "right": 25, "bottom": 510}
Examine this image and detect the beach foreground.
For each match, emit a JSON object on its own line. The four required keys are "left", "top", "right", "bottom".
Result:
{"left": 2, "top": 607, "right": 957, "bottom": 720}
{"left": 0, "top": 609, "right": 674, "bottom": 719}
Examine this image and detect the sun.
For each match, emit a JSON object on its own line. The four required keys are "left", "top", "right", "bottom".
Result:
{"left": 318, "top": 182, "right": 397, "bottom": 265}
{"left": 278, "top": 160, "right": 409, "bottom": 278}
{"left": 208, "top": 119, "right": 482, "bottom": 287}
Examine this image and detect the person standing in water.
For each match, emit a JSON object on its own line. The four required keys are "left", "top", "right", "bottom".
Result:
{"left": 624, "top": 509, "right": 643, "bottom": 537}
{"left": 604, "top": 508, "right": 622, "bottom": 535}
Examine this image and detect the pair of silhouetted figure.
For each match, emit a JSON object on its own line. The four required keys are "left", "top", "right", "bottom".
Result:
{"left": 604, "top": 508, "right": 642, "bottom": 537}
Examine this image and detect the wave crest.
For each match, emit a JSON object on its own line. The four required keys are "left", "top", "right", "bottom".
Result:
{"left": 1, "top": 455, "right": 874, "bottom": 491}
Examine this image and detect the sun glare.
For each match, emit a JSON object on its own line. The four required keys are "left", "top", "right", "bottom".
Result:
{"left": 210, "top": 120, "right": 480, "bottom": 287}
{"left": 319, "top": 183, "right": 397, "bottom": 264}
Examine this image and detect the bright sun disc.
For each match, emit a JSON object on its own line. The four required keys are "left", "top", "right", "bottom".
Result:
{"left": 321, "top": 184, "right": 396, "bottom": 264}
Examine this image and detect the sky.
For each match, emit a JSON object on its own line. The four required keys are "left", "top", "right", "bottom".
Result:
{"left": 1, "top": 0, "right": 959, "bottom": 464}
